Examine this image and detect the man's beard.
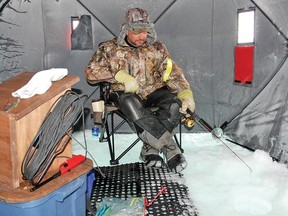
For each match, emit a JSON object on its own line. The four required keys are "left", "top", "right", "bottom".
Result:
{"left": 125, "top": 37, "right": 146, "bottom": 48}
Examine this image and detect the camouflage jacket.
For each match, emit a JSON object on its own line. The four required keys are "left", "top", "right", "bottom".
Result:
{"left": 85, "top": 38, "right": 190, "bottom": 100}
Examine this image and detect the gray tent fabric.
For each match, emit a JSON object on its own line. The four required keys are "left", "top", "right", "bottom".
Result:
{"left": 1, "top": 0, "right": 288, "bottom": 163}
{"left": 252, "top": 0, "right": 288, "bottom": 39}
{"left": 224, "top": 0, "right": 288, "bottom": 163}
{"left": 226, "top": 57, "right": 288, "bottom": 162}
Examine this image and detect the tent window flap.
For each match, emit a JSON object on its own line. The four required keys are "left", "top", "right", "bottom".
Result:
{"left": 234, "top": 45, "right": 254, "bottom": 84}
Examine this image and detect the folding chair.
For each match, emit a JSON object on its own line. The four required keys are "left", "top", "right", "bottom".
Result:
{"left": 92, "top": 82, "right": 183, "bottom": 165}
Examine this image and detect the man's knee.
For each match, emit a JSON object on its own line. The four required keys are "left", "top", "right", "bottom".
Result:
{"left": 118, "top": 93, "right": 144, "bottom": 122}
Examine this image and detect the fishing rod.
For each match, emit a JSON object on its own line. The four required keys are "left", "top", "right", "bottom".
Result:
{"left": 175, "top": 98, "right": 252, "bottom": 172}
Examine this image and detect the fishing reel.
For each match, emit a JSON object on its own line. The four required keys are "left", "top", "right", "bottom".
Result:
{"left": 181, "top": 116, "right": 195, "bottom": 128}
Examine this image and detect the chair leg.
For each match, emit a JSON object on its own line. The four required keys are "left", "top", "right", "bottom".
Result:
{"left": 99, "top": 110, "right": 127, "bottom": 164}
{"left": 174, "top": 123, "right": 184, "bottom": 153}
{"left": 99, "top": 108, "right": 184, "bottom": 164}
{"left": 98, "top": 109, "right": 115, "bottom": 161}
{"left": 99, "top": 109, "right": 109, "bottom": 142}
{"left": 97, "top": 83, "right": 144, "bottom": 165}
{"left": 106, "top": 120, "right": 115, "bottom": 163}
{"left": 111, "top": 137, "right": 141, "bottom": 165}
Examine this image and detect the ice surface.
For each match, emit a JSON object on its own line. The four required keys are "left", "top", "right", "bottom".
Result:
{"left": 72, "top": 131, "right": 288, "bottom": 216}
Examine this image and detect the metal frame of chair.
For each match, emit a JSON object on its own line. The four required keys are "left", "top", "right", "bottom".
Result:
{"left": 94, "top": 82, "right": 183, "bottom": 165}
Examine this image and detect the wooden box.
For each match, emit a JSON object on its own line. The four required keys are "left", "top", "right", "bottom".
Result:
{"left": 0, "top": 72, "right": 79, "bottom": 189}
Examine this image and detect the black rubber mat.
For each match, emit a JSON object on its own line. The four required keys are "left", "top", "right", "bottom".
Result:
{"left": 89, "top": 162, "right": 199, "bottom": 216}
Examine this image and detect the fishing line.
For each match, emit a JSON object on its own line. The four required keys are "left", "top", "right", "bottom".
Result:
{"left": 193, "top": 113, "right": 252, "bottom": 172}
{"left": 175, "top": 98, "right": 252, "bottom": 172}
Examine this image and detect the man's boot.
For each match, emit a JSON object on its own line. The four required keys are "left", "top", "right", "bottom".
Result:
{"left": 140, "top": 143, "right": 164, "bottom": 168}
{"left": 162, "top": 138, "right": 187, "bottom": 173}
{"left": 139, "top": 130, "right": 172, "bottom": 150}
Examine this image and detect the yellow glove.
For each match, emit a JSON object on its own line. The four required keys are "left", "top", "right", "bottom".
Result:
{"left": 115, "top": 70, "right": 139, "bottom": 93}
{"left": 177, "top": 89, "right": 195, "bottom": 114}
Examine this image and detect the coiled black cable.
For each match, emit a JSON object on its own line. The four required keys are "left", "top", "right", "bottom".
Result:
{"left": 21, "top": 90, "right": 88, "bottom": 186}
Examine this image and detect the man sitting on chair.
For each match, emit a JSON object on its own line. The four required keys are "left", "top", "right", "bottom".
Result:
{"left": 84, "top": 8, "right": 195, "bottom": 173}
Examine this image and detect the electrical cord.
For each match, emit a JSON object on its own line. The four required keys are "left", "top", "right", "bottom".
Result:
{"left": 69, "top": 132, "right": 106, "bottom": 178}
{"left": 21, "top": 90, "right": 88, "bottom": 186}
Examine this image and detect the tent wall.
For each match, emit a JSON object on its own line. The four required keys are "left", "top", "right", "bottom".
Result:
{"left": 225, "top": 0, "right": 288, "bottom": 163}
{"left": 1, "top": 0, "right": 288, "bottom": 162}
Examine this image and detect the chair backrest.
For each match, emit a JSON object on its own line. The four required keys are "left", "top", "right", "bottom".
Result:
{"left": 97, "top": 82, "right": 137, "bottom": 132}
{"left": 99, "top": 82, "right": 112, "bottom": 104}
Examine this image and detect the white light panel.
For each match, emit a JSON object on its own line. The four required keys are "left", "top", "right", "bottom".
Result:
{"left": 71, "top": 17, "right": 80, "bottom": 31}
{"left": 237, "top": 10, "right": 255, "bottom": 44}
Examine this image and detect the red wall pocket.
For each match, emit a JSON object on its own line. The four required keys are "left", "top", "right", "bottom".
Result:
{"left": 234, "top": 45, "right": 254, "bottom": 84}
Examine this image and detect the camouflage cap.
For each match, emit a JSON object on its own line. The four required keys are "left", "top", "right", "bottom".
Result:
{"left": 125, "top": 8, "right": 150, "bottom": 24}
{"left": 125, "top": 7, "right": 154, "bottom": 32}
{"left": 117, "top": 8, "right": 157, "bottom": 46}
